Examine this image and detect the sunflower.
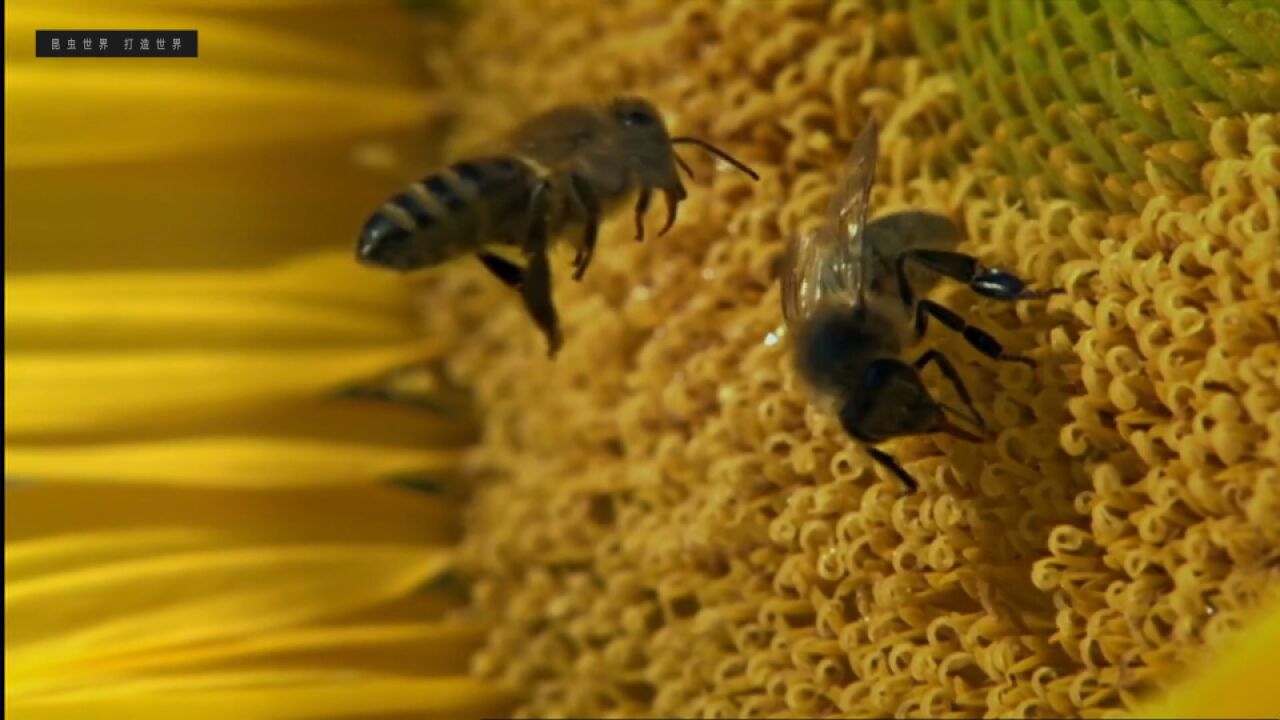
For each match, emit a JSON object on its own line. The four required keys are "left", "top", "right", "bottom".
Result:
{"left": 412, "top": 0, "right": 1280, "bottom": 717}
{"left": 6, "top": 1, "right": 1280, "bottom": 720}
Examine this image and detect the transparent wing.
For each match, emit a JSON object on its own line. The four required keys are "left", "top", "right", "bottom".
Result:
{"left": 780, "top": 119, "right": 879, "bottom": 326}
{"left": 780, "top": 225, "right": 830, "bottom": 325}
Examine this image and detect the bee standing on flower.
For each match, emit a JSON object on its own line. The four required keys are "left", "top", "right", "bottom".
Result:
{"left": 356, "top": 96, "right": 759, "bottom": 357}
{"left": 780, "top": 119, "right": 1060, "bottom": 491}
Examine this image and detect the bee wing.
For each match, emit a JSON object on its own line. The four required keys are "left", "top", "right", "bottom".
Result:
{"left": 780, "top": 223, "right": 827, "bottom": 326}
{"left": 780, "top": 120, "right": 879, "bottom": 326}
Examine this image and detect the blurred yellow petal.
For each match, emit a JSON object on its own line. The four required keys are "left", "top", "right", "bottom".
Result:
{"left": 8, "top": 395, "right": 473, "bottom": 448}
{"left": 6, "top": 545, "right": 449, "bottom": 689}
{"left": 7, "top": 249, "right": 418, "bottom": 316}
{"left": 6, "top": 295, "right": 411, "bottom": 350}
{"left": 1137, "top": 596, "right": 1280, "bottom": 719}
{"left": 177, "top": 397, "right": 474, "bottom": 449}
{"left": 5, "top": 343, "right": 440, "bottom": 438}
{"left": 5, "top": 485, "right": 463, "bottom": 565}
{"left": 10, "top": 0, "right": 448, "bottom": 90}
{"left": 5, "top": 0, "right": 438, "bottom": 270}
{"left": 6, "top": 528, "right": 223, "bottom": 584}
{"left": 6, "top": 438, "right": 460, "bottom": 487}
{"left": 6, "top": 2, "right": 435, "bottom": 171}
{"left": 3, "top": 143, "right": 418, "bottom": 273}
{"left": 4, "top": 5, "right": 420, "bottom": 84}
{"left": 22, "top": 249, "right": 420, "bottom": 313}
{"left": 6, "top": 67, "right": 431, "bottom": 170}
{"left": 6, "top": 249, "right": 420, "bottom": 351}
{"left": 28, "top": 0, "right": 388, "bottom": 6}
{"left": 20, "top": 305, "right": 419, "bottom": 350}
{"left": 5, "top": 2, "right": 497, "bottom": 717}
{"left": 6, "top": 674, "right": 514, "bottom": 720}
{"left": 80, "top": 621, "right": 485, "bottom": 677}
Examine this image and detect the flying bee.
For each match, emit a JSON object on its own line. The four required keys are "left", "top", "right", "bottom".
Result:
{"left": 780, "top": 119, "right": 1060, "bottom": 492}
{"left": 356, "top": 96, "right": 759, "bottom": 357}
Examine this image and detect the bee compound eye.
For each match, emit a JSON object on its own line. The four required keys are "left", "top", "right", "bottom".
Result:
{"left": 623, "top": 110, "right": 656, "bottom": 127}
{"left": 493, "top": 158, "right": 520, "bottom": 174}
{"left": 452, "top": 162, "right": 485, "bottom": 185}
{"left": 863, "top": 360, "right": 894, "bottom": 390}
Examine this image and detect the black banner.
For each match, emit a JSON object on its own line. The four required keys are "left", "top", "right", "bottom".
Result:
{"left": 36, "top": 30, "right": 198, "bottom": 58}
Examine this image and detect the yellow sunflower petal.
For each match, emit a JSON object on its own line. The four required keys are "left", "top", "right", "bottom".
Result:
{"left": 3, "top": 253, "right": 422, "bottom": 348}
{"left": 7, "top": 249, "right": 415, "bottom": 324}
{"left": 5, "top": 5, "right": 420, "bottom": 85}
{"left": 3, "top": 144, "right": 414, "bottom": 272}
{"left": 6, "top": 250, "right": 416, "bottom": 316}
{"left": 5, "top": 343, "right": 441, "bottom": 438}
{"left": 6, "top": 673, "right": 514, "bottom": 720}
{"left": 7, "top": 395, "right": 473, "bottom": 447}
{"left": 1137, "top": 596, "right": 1280, "bottom": 719}
{"left": 5, "top": 528, "right": 222, "bottom": 584}
{"left": 5, "top": 2, "right": 484, "bottom": 717}
{"left": 6, "top": 3, "right": 435, "bottom": 172}
{"left": 6, "top": 281, "right": 416, "bottom": 351}
{"left": 26, "top": 0, "right": 384, "bottom": 6}
{"left": 74, "top": 621, "right": 485, "bottom": 677}
{"left": 174, "top": 397, "right": 474, "bottom": 449}
{"left": 6, "top": 438, "right": 460, "bottom": 487}
{"left": 6, "top": 544, "right": 449, "bottom": 689}
{"left": 6, "top": 67, "right": 431, "bottom": 170}
{"left": 6, "top": 486, "right": 462, "bottom": 573}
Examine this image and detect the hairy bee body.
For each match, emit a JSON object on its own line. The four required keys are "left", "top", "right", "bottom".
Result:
{"left": 797, "top": 213, "right": 963, "bottom": 388}
{"left": 358, "top": 155, "right": 540, "bottom": 271}
{"left": 781, "top": 119, "right": 1058, "bottom": 492}
{"left": 356, "top": 97, "right": 756, "bottom": 357}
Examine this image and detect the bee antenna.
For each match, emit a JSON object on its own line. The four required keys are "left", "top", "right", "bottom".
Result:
{"left": 669, "top": 137, "right": 760, "bottom": 181}
{"left": 673, "top": 152, "right": 696, "bottom": 181}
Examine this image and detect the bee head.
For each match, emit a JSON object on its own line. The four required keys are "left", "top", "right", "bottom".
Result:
{"left": 839, "top": 359, "right": 948, "bottom": 444}
{"left": 604, "top": 96, "right": 756, "bottom": 237}
{"left": 609, "top": 96, "right": 666, "bottom": 131}
{"left": 607, "top": 97, "right": 685, "bottom": 192}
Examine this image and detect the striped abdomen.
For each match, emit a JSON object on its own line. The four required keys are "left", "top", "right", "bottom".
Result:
{"left": 355, "top": 156, "right": 537, "bottom": 272}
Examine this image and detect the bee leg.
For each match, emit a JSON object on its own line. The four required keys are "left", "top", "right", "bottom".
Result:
{"left": 900, "top": 250, "right": 1061, "bottom": 301}
{"left": 520, "top": 182, "right": 563, "bottom": 357}
{"left": 917, "top": 300, "right": 1035, "bottom": 367}
{"left": 634, "top": 187, "right": 652, "bottom": 242}
{"left": 568, "top": 173, "right": 600, "bottom": 282}
{"left": 521, "top": 247, "right": 562, "bottom": 357}
{"left": 864, "top": 446, "right": 918, "bottom": 493}
{"left": 657, "top": 186, "right": 687, "bottom": 237}
{"left": 477, "top": 252, "right": 524, "bottom": 288}
{"left": 913, "top": 349, "right": 986, "bottom": 429}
